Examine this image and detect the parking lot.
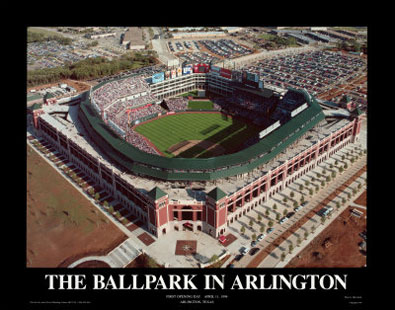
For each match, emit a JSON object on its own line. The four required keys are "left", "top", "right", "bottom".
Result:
{"left": 239, "top": 50, "right": 367, "bottom": 109}
{"left": 168, "top": 38, "right": 254, "bottom": 65}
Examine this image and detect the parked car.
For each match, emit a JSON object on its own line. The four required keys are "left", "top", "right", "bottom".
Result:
{"left": 240, "top": 246, "right": 250, "bottom": 255}
{"left": 267, "top": 227, "right": 274, "bottom": 233}
{"left": 257, "top": 234, "right": 266, "bottom": 241}
{"left": 251, "top": 241, "right": 258, "bottom": 247}
{"left": 249, "top": 248, "right": 259, "bottom": 256}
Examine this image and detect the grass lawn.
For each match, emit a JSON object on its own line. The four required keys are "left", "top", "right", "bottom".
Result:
{"left": 134, "top": 112, "right": 261, "bottom": 158}
{"left": 188, "top": 100, "right": 213, "bottom": 110}
{"left": 177, "top": 90, "right": 198, "bottom": 97}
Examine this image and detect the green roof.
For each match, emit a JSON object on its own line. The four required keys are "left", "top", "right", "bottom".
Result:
{"left": 147, "top": 187, "right": 167, "bottom": 201}
{"left": 352, "top": 107, "right": 364, "bottom": 116}
{"left": 28, "top": 103, "right": 42, "bottom": 111}
{"left": 44, "top": 92, "right": 55, "bottom": 100}
{"left": 207, "top": 187, "right": 227, "bottom": 201}
{"left": 79, "top": 87, "right": 325, "bottom": 181}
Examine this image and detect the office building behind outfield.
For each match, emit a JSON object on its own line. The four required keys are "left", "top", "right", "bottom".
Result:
{"left": 31, "top": 63, "right": 364, "bottom": 239}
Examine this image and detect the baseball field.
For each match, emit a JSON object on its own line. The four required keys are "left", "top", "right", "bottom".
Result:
{"left": 134, "top": 112, "right": 261, "bottom": 158}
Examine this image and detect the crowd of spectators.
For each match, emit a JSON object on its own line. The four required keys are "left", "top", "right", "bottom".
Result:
{"left": 125, "top": 130, "right": 159, "bottom": 155}
{"left": 165, "top": 97, "right": 188, "bottom": 111}
{"left": 92, "top": 76, "right": 151, "bottom": 110}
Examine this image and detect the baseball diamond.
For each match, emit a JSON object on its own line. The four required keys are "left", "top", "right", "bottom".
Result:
{"left": 134, "top": 112, "right": 261, "bottom": 158}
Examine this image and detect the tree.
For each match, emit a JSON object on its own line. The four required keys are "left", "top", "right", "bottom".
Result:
{"left": 322, "top": 169, "right": 326, "bottom": 175}
{"left": 108, "top": 206, "right": 114, "bottom": 214}
{"left": 265, "top": 209, "right": 270, "bottom": 217}
{"left": 321, "top": 216, "right": 326, "bottom": 225}
{"left": 336, "top": 201, "right": 340, "bottom": 209}
{"left": 281, "top": 252, "right": 286, "bottom": 262}
{"left": 283, "top": 209, "right": 288, "bottom": 216}
{"left": 273, "top": 203, "right": 277, "bottom": 210}
{"left": 249, "top": 219, "right": 254, "bottom": 229}
{"left": 341, "top": 155, "right": 345, "bottom": 161}
{"left": 257, "top": 214, "right": 262, "bottom": 223}
{"left": 332, "top": 171, "right": 336, "bottom": 179}
{"left": 276, "top": 213, "right": 280, "bottom": 221}
{"left": 300, "top": 195, "right": 305, "bottom": 204}
{"left": 252, "top": 233, "right": 257, "bottom": 241}
{"left": 290, "top": 191, "right": 295, "bottom": 198}
{"left": 283, "top": 197, "right": 288, "bottom": 203}
{"left": 311, "top": 225, "right": 316, "bottom": 233}
{"left": 326, "top": 176, "right": 331, "bottom": 183}
{"left": 344, "top": 163, "right": 348, "bottom": 170}
{"left": 321, "top": 181, "right": 325, "bottom": 187}
{"left": 240, "top": 226, "right": 246, "bottom": 235}
{"left": 103, "top": 201, "right": 109, "bottom": 209}
{"left": 297, "top": 238, "right": 301, "bottom": 247}
{"left": 289, "top": 244, "right": 294, "bottom": 254}
{"left": 357, "top": 183, "right": 362, "bottom": 189}
{"left": 268, "top": 220, "right": 273, "bottom": 228}
{"left": 335, "top": 160, "right": 339, "bottom": 165}
{"left": 260, "top": 225, "right": 265, "bottom": 234}
{"left": 299, "top": 184, "right": 304, "bottom": 191}
{"left": 293, "top": 201, "right": 298, "bottom": 208}
{"left": 210, "top": 254, "right": 219, "bottom": 263}
{"left": 304, "top": 180, "right": 310, "bottom": 187}
{"left": 94, "top": 192, "right": 100, "bottom": 202}
{"left": 339, "top": 166, "right": 344, "bottom": 173}
{"left": 304, "top": 231, "right": 309, "bottom": 240}
{"left": 329, "top": 164, "right": 333, "bottom": 169}
{"left": 342, "top": 197, "right": 346, "bottom": 205}
{"left": 309, "top": 188, "right": 313, "bottom": 196}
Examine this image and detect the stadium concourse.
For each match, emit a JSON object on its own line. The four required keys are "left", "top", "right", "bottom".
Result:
{"left": 29, "top": 56, "right": 365, "bottom": 244}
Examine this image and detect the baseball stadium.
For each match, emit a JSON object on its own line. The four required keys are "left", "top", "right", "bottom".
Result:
{"left": 31, "top": 62, "right": 364, "bottom": 239}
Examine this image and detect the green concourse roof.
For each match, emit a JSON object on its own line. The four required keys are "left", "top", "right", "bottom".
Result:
{"left": 147, "top": 187, "right": 167, "bottom": 201}
{"left": 207, "top": 187, "right": 227, "bottom": 201}
{"left": 79, "top": 86, "right": 325, "bottom": 181}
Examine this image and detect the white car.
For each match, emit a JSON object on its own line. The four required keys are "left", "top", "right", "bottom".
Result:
{"left": 257, "top": 234, "right": 266, "bottom": 241}
{"left": 280, "top": 217, "right": 288, "bottom": 224}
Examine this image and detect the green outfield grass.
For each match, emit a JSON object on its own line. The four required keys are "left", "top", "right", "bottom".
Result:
{"left": 134, "top": 112, "right": 261, "bottom": 158}
{"left": 188, "top": 100, "right": 213, "bottom": 110}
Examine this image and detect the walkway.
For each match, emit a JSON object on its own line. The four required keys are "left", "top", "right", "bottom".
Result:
{"left": 68, "top": 238, "right": 142, "bottom": 268}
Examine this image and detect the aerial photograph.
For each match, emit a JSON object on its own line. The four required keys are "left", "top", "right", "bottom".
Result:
{"left": 26, "top": 26, "right": 367, "bottom": 269}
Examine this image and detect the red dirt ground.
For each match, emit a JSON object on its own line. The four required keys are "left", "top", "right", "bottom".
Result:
{"left": 74, "top": 260, "right": 111, "bottom": 268}
{"left": 27, "top": 144, "right": 127, "bottom": 268}
{"left": 285, "top": 207, "right": 366, "bottom": 268}
{"left": 354, "top": 190, "right": 367, "bottom": 206}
